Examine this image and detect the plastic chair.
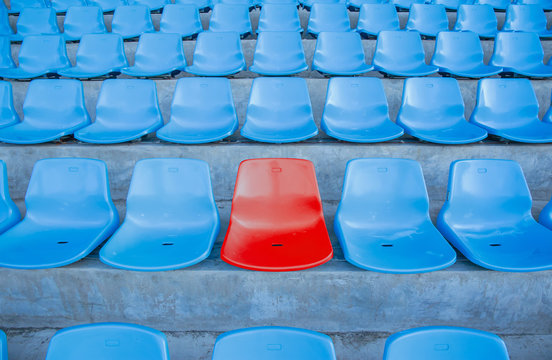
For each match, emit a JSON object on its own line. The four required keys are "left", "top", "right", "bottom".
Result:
{"left": 490, "top": 32, "right": 552, "bottom": 77}
{"left": 50, "top": 0, "right": 87, "bottom": 13}
{"left": 502, "top": 4, "right": 552, "bottom": 37}
{"left": 0, "top": 329, "right": 6, "bottom": 360}
{"left": 241, "top": 78, "right": 318, "bottom": 143}
{"left": 212, "top": 327, "right": 337, "bottom": 360}
{"left": 384, "top": 326, "right": 510, "bottom": 360}
{"left": 453, "top": 4, "right": 498, "bottom": 38}
{"left": 347, "top": 0, "right": 386, "bottom": 11}
{"left": 517, "top": 0, "right": 552, "bottom": 10}
{"left": 0, "top": 37, "right": 15, "bottom": 70}
{"left": 0, "top": 160, "right": 21, "bottom": 235}
{"left": 11, "top": 7, "right": 60, "bottom": 41}
{"left": 88, "top": 0, "right": 128, "bottom": 11}
{"left": 58, "top": 33, "right": 128, "bottom": 78}
{"left": 63, "top": 6, "right": 107, "bottom": 41}
{"left": 175, "top": 0, "right": 212, "bottom": 12}
{"left": 474, "top": 0, "right": 511, "bottom": 10}
{"left": 405, "top": 4, "right": 448, "bottom": 38}
{"left": 111, "top": 5, "right": 155, "bottom": 39}
{"left": 250, "top": 31, "right": 307, "bottom": 75}
{"left": 393, "top": 0, "right": 424, "bottom": 10}
{"left": 185, "top": 32, "right": 246, "bottom": 76}
{"left": 0, "top": 7, "right": 12, "bottom": 36}
{"left": 372, "top": 31, "right": 439, "bottom": 76}
{"left": 157, "top": 77, "right": 238, "bottom": 143}
{"left": 159, "top": 4, "right": 202, "bottom": 38}
{"left": 539, "top": 193, "right": 552, "bottom": 230}
{"left": 261, "top": 0, "right": 299, "bottom": 5}
{"left": 437, "top": 159, "right": 552, "bottom": 272}
{"left": 431, "top": 31, "right": 503, "bottom": 78}
{"left": 257, "top": 4, "right": 302, "bottom": 32}
{"left": 45, "top": 323, "right": 169, "bottom": 360}
{"left": 221, "top": 158, "right": 333, "bottom": 271}
{"left": 300, "top": 0, "right": 345, "bottom": 11}
{"left": 312, "top": 31, "right": 373, "bottom": 75}
{"left": 215, "top": 0, "right": 259, "bottom": 9}
{"left": 8, "top": 0, "right": 48, "bottom": 14}
{"left": 75, "top": 79, "right": 163, "bottom": 143}
{"left": 470, "top": 78, "right": 552, "bottom": 142}
{"left": 0, "top": 82, "right": 19, "bottom": 129}
{"left": 0, "top": 158, "right": 119, "bottom": 269}
{"left": 356, "top": 4, "right": 400, "bottom": 37}
{"left": 431, "top": 0, "right": 472, "bottom": 9}
{"left": 307, "top": 3, "right": 351, "bottom": 36}
{"left": 321, "top": 78, "right": 403, "bottom": 142}
{"left": 127, "top": 0, "right": 171, "bottom": 10}
{"left": 208, "top": 4, "right": 252, "bottom": 37}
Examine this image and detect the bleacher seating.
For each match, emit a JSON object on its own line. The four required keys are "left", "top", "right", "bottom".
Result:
{"left": 11, "top": 7, "right": 59, "bottom": 41}
{"left": 159, "top": 4, "right": 203, "bottom": 38}
{"left": 356, "top": 3, "right": 400, "bottom": 37}
{"left": 257, "top": 3, "right": 302, "bottom": 32}
{"left": 405, "top": 4, "right": 448, "bottom": 38}
{"left": 453, "top": 4, "right": 498, "bottom": 38}
{"left": 312, "top": 31, "right": 373, "bottom": 75}
{"left": 249, "top": 31, "right": 308, "bottom": 75}
{"left": 0, "top": 160, "right": 20, "bottom": 235}
{"left": 185, "top": 31, "right": 246, "bottom": 76}
{"left": 502, "top": 4, "right": 552, "bottom": 37}
{"left": 62, "top": 6, "right": 107, "bottom": 41}
{"left": 208, "top": 4, "right": 252, "bottom": 37}
{"left": 110, "top": 5, "right": 155, "bottom": 39}
{"left": 306, "top": 3, "right": 351, "bottom": 36}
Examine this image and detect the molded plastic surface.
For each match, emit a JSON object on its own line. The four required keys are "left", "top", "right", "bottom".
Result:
{"left": 0, "top": 82, "right": 19, "bottom": 129}
{"left": 0, "top": 158, "right": 119, "bottom": 269}
{"left": 0, "top": 160, "right": 21, "bottom": 235}
{"left": 307, "top": 3, "right": 351, "bottom": 36}
{"left": 111, "top": 5, "right": 155, "bottom": 39}
{"left": 0, "top": 7, "right": 12, "bottom": 35}
{"left": 45, "top": 323, "right": 169, "bottom": 360}
{"left": 156, "top": 77, "right": 238, "bottom": 143}
{"left": 176, "top": 0, "right": 212, "bottom": 11}
{"left": 517, "top": 0, "right": 552, "bottom": 10}
{"left": 50, "top": 0, "right": 87, "bottom": 13}
{"left": 474, "top": 0, "right": 510, "bottom": 9}
{"left": 347, "top": 0, "right": 387, "bottom": 11}
{"left": 356, "top": 4, "right": 400, "bottom": 37}
{"left": 0, "top": 329, "right": 6, "bottom": 360}
{"left": 502, "top": 4, "right": 552, "bottom": 37}
{"left": 88, "top": 0, "right": 129, "bottom": 12}
{"left": 0, "top": 37, "right": 13, "bottom": 69}
{"left": 257, "top": 4, "right": 302, "bottom": 32}
{"left": 128, "top": 0, "right": 171, "bottom": 10}
{"left": 159, "top": 4, "right": 202, "bottom": 38}
{"left": 8, "top": 0, "right": 48, "bottom": 14}
{"left": 63, "top": 6, "right": 107, "bottom": 41}
{"left": 250, "top": 31, "right": 307, "bottom": 75}
{"left": 209, "top": 4, "right": 252, "bottom": 36}
{"left": 539, "top": 195, "right": 552, "bottom": 230}
{"left": 0, "top": 80, "right": 90, "bottom": 144}
{"left": 431, "top": 0, "right": 472, "bottom": 9}
{"left": 321, "top": 77, "right": 403, "bottom": 142}
{"left": 437, "top": 159, "right": 552, "bottom": 272}
{"left": 335, "top": 159, "right": 456, "bottom": 273}
{"left": 384, "top": 326, "right": 510, "bottom": 360}
{"left": 75, "top": 79, "right": 163, "bottom": 143}
{"left": 186, "top": 31, "right": 246, "bottom": 76}
{"left": 393, "top": 0, "right": 424, "bottom": 10}
{"left": 405, "top": 4, "right": 448, "bottom": 37}
{"left": 212, "top": 327, "right": 337, "bottom": 360}
{"left": 454, "top": 4, "right": 498, "bottom": 38}
{"left": 312, "top": 31, "right": 373, "bottom": 75}
{"left": 241, "top": 77, "right": 318, "bottom": 143}
{"left": 11, "top": 7, "right": 59, "bottom": 41}
{"left": 300, "top": 0, "right": 345, "bottom": 10}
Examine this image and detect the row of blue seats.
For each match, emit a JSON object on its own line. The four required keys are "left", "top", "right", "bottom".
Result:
{"left": 1, "top": 77, "right": 552, "bottom": 144}
{"left": 0, "top": 324, "right": 511, "bottom": 360}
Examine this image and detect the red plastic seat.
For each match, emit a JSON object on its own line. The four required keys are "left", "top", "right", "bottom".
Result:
{"left": 221, "top": 158, "right": 333, "bottom": 271}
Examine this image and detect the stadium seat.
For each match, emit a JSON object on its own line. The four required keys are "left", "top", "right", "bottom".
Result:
{"left": 75, "top": 80, "right": 163, "bottom": 143}
{"left": 208, "top": 4, "right": 252, "bottom": 37}
{"left": 185, "top": 32, "right": 246, "bottom": 76}
{"left": 453, "top": 4, "right": 498, "bottom": 38}
{"left": 0, "top": 329, "right": 5, "bottom": 360}
{"left": 257, "top": 4, "right": 302, "bottom": 32}
{"left": 539, "top": 195, "right": 552, "bottom": 230}
{"left": 0, "top": 7, "right": 12, "bottom": 36}
{"left": 312, "top": 31, "right": 373, "bottom": 75}
{"left": 405, "top": 4, "right": 448, "bottom": 38}
{"left": 372, "top": 31, "right": 439, "bottom": 76}
{"left": 159, "top": 4, "right": 202, "bottom": 38}
{"left": 517, "top": 0, "right": 552, "bottom": 10}
{"left": 121, "top": 33, "right": 186, "bottom": 77}
{"left": 469, "top": 78, "right": 552, "bottom": 143}
{"left": 241, "top": 78, "right": 318, "bottom": 143}
{"left": 397, "top": 78, "right": 487, "bottom": 144}
{"left": 0, "top": 158, "right": 119, "bottom": 269}
{"left": 63, "top": 6, "right": 107, "bottom": 41}
{"left": 111, "top": 5, "right": 155, "bottom": 39}
{"left": 0, "top": 160, "right": 21, "bottom": 235}
{"left": 502, "top": 4, "right": 552, "bottom": 37}
{"left": 175, "top": 0, "right": 212, "bottom": 12}
{"left": 127, "top": 0, "right": 171, "bottom": 10}
{"left": 221, "top": 158, "right": 333, "bottom": 271}
{"left": 250, "top": 31, "right": 308, "bottom": 75}
{"left": 384, "top": 326, "right": 510, "bottom": 360}
{"left": 216, "top": 0, "right": 259, "bottom": 9}
{"left": 45, "top": 323, "right": 169, "bottom": 360}
{"left": 8, "top": 0, "right": 48, "bottom": 14}
{"left": 88, "top": 0, "right": 128, "bottom": 12}
{"left": 490, "top": 32, "right": 552, "bottom": 77}
{"left": 321, "top": 78, "right": 403, "bottom": 142}
{"left": 347, "top": 0, "right": 386, "bottom": 11}
{"left": 261, "top": 0, "right": 299, "bottom": 5}
{"left": 307, "top": 3, "right": 351, "bottom": 36}
{"left": 430, "top": 0, "right": 472, "bottom": 9}
{"left": 50, "top": 0, "right": 87, "bottom": 13}
{"left": 11, "top": 7, "right": 60, "bottom": 41}
{"left": 212, "top": 327, "right": 337, "bottom": 360}
{"left": 156, "top": 77, "right": 238, "bottom": 143}
{"left": 0, "top": 37, "right": 15, "bottom": 69}
{"left": 0, "top": 82, "right": 18, "bottom": 129}
{"left": 0, "top": 80, "right": 90, "bottom": 144}
{"left": 300, "top": 0, "right": 345, "bottom": 11}
{"left": 474, "top": 0, "right": 511, "bottom": 10}
{"left": 431, "top": 31, "right": 503, "bottom": 78}
{"left": 393, "top": 0, "right": 424, "bottom": 11}
{"left": 335, "top": 159, "right": 456, "bottom": 273}
{"left": 356, "top": 4, "right": 400, "bottom": 37}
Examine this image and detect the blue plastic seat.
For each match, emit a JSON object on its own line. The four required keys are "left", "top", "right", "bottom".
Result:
{"left": 11, "top": 7, "right": 60, "bottom": 41}
{"left": 312, "top": 31, "right": 372, "bottom": 75}
{"left": 469, "top": 78, "right": 552, "bottom": 142}
{"left": 58, "top": 33, "right": 128, "bottom": 78}
{"left": 356, "top": 4, "right": 400, "bottom": 37}
{"left": 121, "top": 33, "right": 186, "bottom": 77}
{"left": 405, "top": 4, "right": 448, "bottom": 38}
{"left": 321, "top": 78, "right": 403, "bottom": 142}
{"left": 111, "top": 5, "right": 155, "bottom": 39}
{"left": 490, "top": 32, "right": 552, "bottom": 77}
{"left": 474, "top": 0, "right": 510, "bottom": 10}
{"left": 75, "top": 79, "right": 163, "bottom": 143}
{"left": 453, "top": 4, "right": 498, "bottom": 38}
{"left": 372, "top": 31, "right": 439, "bottom": 76}
{"left": 127, "top": 0, "right": 171, "bottom": 10}
{"left": 431, "top": 31, "right": 503, "bottom": 77}
{"left": 216, "top": 0, "right": 259, "bottom": 8}
{"left": 0, "top": 37, "right": 15, "bottom": 69}
{"left": 0, "top": 329, "right": 6, "bottom": 360}
{"left": 8, "top": 0, "right": 48, "bottom": 14}
{"left": 347, "top": 0, "right": 386, "bottom": 11}
{"left": 261, "top": 0, "right": 299, "bottom": 5}
{"left": 45, "top": 323, "right": 169, "bottom": 360}
{"left": 175, "top": 0, "right": 212, "bottom": 12}
{"left": 0, "top": 82, "right": 19, "bottom": 129}
{"left": 517, "top": 0, "right": 552, "bottom": 10}
{"left": 0, "top": 7, "right": 12, "bottom": 36}
{"left": 63, "top": 6, "right": 107, "bottom": 41}
{"left": 300, "top": 0, "right": 345, "bottom": 11}
{"left": 241, "top": 77, "right": 318, "bottom": 143}
{"left": 437, "top": 159, "right": 552, "bottom": 272}
{"left": 502, "top": 4, "right": 552, "bottom": 37}
{"left": 208, "top": 4, "right": 252, "bottom": 37}
{"left": 335, "top": 159, "right": 456, "bottom": 273}
{"left": 430, "top": 0, "right": 472, "bottom": 9}
{"left": 157, "top": 78, "right": 238, "bottom": 143}
{"left": 50, "top": 0, "right": 87, "bottom": 13}
{"left": 250, "top": 31, "right": 307, "bottom": 75}
{"left": 100, "top": 159, "right": 219, "bottom": 271}
{"left": 159, "top": 4, "right": 202, "bottom": 38}
{"left": 307, "top": 3, "right": 351, "bottom": 36}
{"left": 393, "top": 0, "right": 424, "bottom": 10}
{"left": 257, "top": 4, "right": 302, "bottom": 32}
{"left": 0, "top": 160, "right": 21, "bottom": 235}
{"left": 88, "top": 0, "right": 128, "bottom": 12}
{"left": 539, "top": 194, "right": 552, "bottom": 230}
{"left": 397, "top": 78, "right": 487, "bottom": 144}
{"left": 185, "top": 31, "right": 246, "bottom": 76}
{"left": 0, "top": 35, "right": 70, "bottom": 79}
{"left": 384, "top": 326, "right": 510, "bottom": 360}
{"left": 212, "top": 327, "right": 337, "bottom": 360}
{"left": 0, "top": 158, "right": 119, "bottom": 269}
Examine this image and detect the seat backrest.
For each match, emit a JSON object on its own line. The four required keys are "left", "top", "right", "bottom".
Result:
{"left": 0, "top": 329, "right": 6, "bottom": 360}
{"left": 208, "top": 3, "right": 251, "bottom": 33}
{"left": 518, "top": 0, "right": 552, "bottom": 6}
{"left": 454, "top": 4, "right": 497, "bottom": 35}
{"left": 257, "top": 4, "right": 302, "bottom": 32}
{"left": 87, "top": 0, "right": 129, "bottom": 12}
{"left": 406, "top": 3, "right": 448, "bottom": 34}
{"left": 190, "top": 31, "right": 245, "bottom": 71}
{"left": 474, "top": 0, "right": 510, "bottom": 9}
{"left": 0, "top": 36, "right": 14, "bottom": 69}
{"left": 212, "top": 327, "right": 337, "bottom": 360}
{"left": 0, "top": 81, "right": 20, "bottom": 126}
{"left": 0, "top": 159, "right": 20, "bottom": 234}
{"left": 111, "top": 5, "right": 154, "bottom": 38}
{"left": 9, "top": 0, "right": 48, "bottom": 13}
{"left": 0, "top": 6, "right": 12, "bottom": 35}
{"left": 50, "top": 0, "right": 88, "bottom": 12}
{"left": 63, "top": 6, "right": 106, "bottom": 39}
{"left": 18, "top": 35, "right": 70, "bottom": 72}
{"left": 357, "top": 4, "right": 400, "bottom": 35}
{"left": 373, "top": 31, "right": 426, "bottom": 70}
{"left": 314, "top": 31, "right": 367, "bottom": 72}
{"left": 502, "top": 4, "right": 547, "bottom": 33}
{"left": 175, "top": 0, "right": 213, "bottom": 10}
{"left": 132, "top": 32, "right": 185, "bottom": 70}
{"left": 128, "top": 0, "right": 171, "bottom": 10}
{"left": 431, "top": 31, "right": 485, "bottom": 68}
{"left": 75, "top": 33, "right": 128, "bottom": 70}
{"left": 16, "top": 7, "right": 59, "bottom": 36}
{"left": 159, "top": 4, "right": 202, "bottom": 37}
{"left": 490, "top": 31, "right": 544, "bottom": 68}
{"left": 45, "top": 323, "right": 169, "bottom": 360}
{"left": 308, "top": 3, "right": 351, "bottom": 33}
